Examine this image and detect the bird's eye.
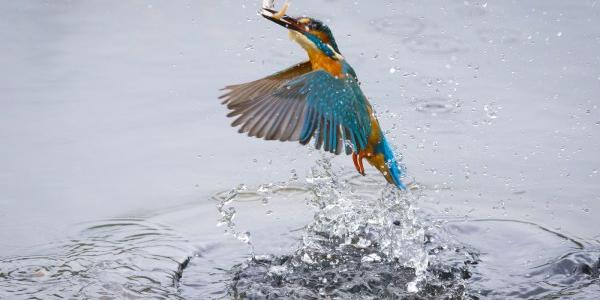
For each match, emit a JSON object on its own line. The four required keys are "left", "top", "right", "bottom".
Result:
{"left": 309, "top": 21, "right": 322, "bottom": 30}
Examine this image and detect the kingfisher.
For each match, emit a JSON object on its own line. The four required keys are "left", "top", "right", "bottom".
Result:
{"left": 219, "top": 5, "right": 406, "bottom": 189}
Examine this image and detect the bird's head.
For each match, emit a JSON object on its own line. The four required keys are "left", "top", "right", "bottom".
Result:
{"left": 262, "top": 7, "right": 343, "bottom": 61}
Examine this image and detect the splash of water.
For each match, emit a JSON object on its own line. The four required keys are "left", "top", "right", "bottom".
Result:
{"left": 216, "top": 184, "right": 253, "bottom": 248}
{"left": 301, "top": 157, "right": 429, "bottom": 291}
{"left": 215, "top": 170, "right": 301, "bottom": 253}
{"left": 224, "top": 157, "right": 432, "bottom": 297}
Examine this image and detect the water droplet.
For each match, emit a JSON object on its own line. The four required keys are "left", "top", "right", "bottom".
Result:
{"left": 301, "top": 253, "right": 315, "bottom": 264}
{"left": 236, "top": 231, "right": 251, "bottom": 244}
{"left": 361, "top": 253, "right": 382, "bottom": 263}
{"left": 407, "top": 280, "right": 419, "bottom": 293}
{"left": 355, "top": 237, "right": 372, "bottom": 248}
{"left": 556, "top": 31, "right": 562, "bottom": 37}
{"left": 389, "top": 67, "right": 396, "bottom": 74}
{"left": 267, "top": 265, "right": 287, "bottom": 276}
{"left": 484, "top": 102, "right": 500, "bottom": 119}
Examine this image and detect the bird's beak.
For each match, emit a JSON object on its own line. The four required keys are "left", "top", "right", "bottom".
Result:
{"left": 261, "top": 7, "right": 307, "bottom": 34}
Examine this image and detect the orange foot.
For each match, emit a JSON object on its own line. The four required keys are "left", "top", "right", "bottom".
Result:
{"left": 352, "top": 152, "right": 366, "bottom": 176}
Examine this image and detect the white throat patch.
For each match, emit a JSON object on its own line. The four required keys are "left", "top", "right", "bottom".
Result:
{"left": 288, "top": 31, "right": 344, "bottom": 61}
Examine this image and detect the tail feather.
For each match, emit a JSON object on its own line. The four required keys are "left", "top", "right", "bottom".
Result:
{"left": 380, "top": 137, "right": 406, "bottom": 189}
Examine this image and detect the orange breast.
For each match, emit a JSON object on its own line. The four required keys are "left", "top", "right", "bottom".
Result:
{"left": 307, "top": 49, "right": 344, "bottom": 78}
{"left": 365, "top": 106, "right": 381, "bottom": 147}
{"left": 361, "top": 106, "right": 384, "bottom": 166}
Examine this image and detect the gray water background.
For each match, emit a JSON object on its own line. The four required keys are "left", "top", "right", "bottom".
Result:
{"left": 1, "top": 0, "right": 599, "bottom": 297}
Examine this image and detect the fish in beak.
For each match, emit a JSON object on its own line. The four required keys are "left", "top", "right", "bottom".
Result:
{"left": 261, "top": 4, "right": 308, "bottom": 34}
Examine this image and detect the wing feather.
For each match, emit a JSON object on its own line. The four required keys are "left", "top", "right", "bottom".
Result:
{"left": 275, "top": 99, "right": 301, "bottom": 141}
{"left": 221, "top": 61, "right": 312, "bottom": 108}
{"left": 219, "top": 63, "right": 372, "bottom": 155}
{"left": 249, "top": 98, "right": 281, "bottom": 138}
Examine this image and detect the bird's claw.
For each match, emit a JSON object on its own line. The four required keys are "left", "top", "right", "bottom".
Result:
{"left": 352, "top": 152, "right": 366, "bottom": 176}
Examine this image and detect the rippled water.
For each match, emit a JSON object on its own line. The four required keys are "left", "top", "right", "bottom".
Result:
{"left": 1, "top": 0, "right": 600, "bottom": 299}
{"left": 1, "top": 220, "right": 192, "bottom": 298}
{"left": 2, "top": 159, "right": 599, "bottom": 298}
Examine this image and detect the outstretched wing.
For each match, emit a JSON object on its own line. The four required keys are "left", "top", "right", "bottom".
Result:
{"left": 219, "top": 63, "right": 371, "bottom": 155}
{"left": 220, "top": 61, "right": 312, "bottom": 110}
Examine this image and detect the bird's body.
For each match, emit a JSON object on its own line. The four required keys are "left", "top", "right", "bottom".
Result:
{"left": 219, "top": 6, "right": 405, "bottom": 189}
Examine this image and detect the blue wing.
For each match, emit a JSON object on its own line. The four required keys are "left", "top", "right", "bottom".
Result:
{"left": 290, "top": 71, "right": 371, "bottom": 154}
{"left": 220, "top": 63, "right": 372, "bottom": 155}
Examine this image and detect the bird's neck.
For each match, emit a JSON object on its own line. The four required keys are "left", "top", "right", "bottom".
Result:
{"left": 306, "top": 49, "right": 345, "bottom": 78}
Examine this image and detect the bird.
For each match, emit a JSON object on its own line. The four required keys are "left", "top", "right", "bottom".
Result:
{"left": 219, "top": 5, "right": 406, "bottom": 189}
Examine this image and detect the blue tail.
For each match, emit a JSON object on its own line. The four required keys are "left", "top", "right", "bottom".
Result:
{"left": 379, "top": 137, "right": 406, "bottom": 190}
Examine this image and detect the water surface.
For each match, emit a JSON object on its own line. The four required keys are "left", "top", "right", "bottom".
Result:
{"left": 1, "top": 0, "right": 599, "bottom": 298}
